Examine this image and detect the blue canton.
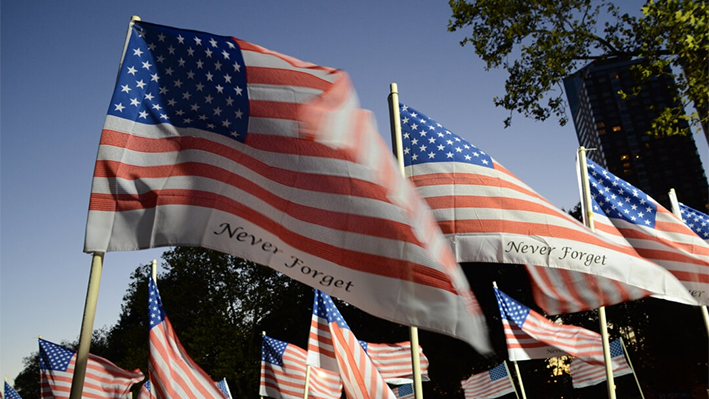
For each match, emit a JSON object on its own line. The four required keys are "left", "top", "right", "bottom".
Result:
{"left": 262, "top": 336, "right": 288, "bottom": 366}
{"left": 609, "top": 339, "right": 624, "bottom": 358}
{"left": 680, "top": 203, "right": 709, "bottom": 240}
{"left": 494, "top": 288, "right": 531, "bottom": 328}
{"left": 489, "top": 363, "right": 508, "bottom": 381}
{"left": 358, "top": 340, "right": 368, "bottom": 352}
{"left": 4, "top": 381, "right": 23, "bottom": 399}
{"left": 399, "top": 104, "right": 493, "bottom": 169}
{"left": 586, "top": 159, "right": 657, "bottom": 228}
{"left": 148, "top": 277, "right": 167, "bottom": 329}
{"left": 314, "top": 290, "right": 350, "bottom": 330}
{"left": 39, "top": 339, "right": 75, "bottom": 372}
{"left": 108, "top": 21, "right": 249, "bottom": 142}
{"left": 397, "top": 384, "right": 413, "bottom": 396}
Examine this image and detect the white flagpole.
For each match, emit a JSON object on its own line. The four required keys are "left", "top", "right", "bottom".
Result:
{"left": 619, "top": 338, "right": 645, "bottom": 399}
{"left": 70, "top": 16, "right": 142, "bottom": 399}
{"left": 577, "top": 146, "right": 616, "bottom": 399}
{"left": 668, "top": 188, "right": 709, "bottom": 334}
{"left": 388, "top": 83, "right": 424, "bottom": 399}
{"left": 261, "top": 331, "right": 266, "bottom": 399}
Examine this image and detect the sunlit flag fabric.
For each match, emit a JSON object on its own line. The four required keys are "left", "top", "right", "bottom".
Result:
{"left": 137, "top": 381, "right": 155, "bottom": 399}
{"left": 679, "top": 203, "right": 709, "bottom": 243}
{"left": 260, "top": 334, "right": 342, "bottom": 399}
{"left": 391, "top": 384, "right": 414, "bottom": 399}
{"left": 148, "top": 276, "right": 226, "bottom": 399}
{"left": 398, "top": 103, "right": 695, "bottom": 312}
{"left": 570, "top": 339, "right": 632, "bottom": 389}
{"left": 83, "top": 20, "right": 490, "bottom": 354}
{"left": 494, "top": 287, "right": 605, "bottom": 365}
{"left": 4, "top": 381, "right": 22, "bottom": 399}
{"left": 38, "top": 338, "right": 144, "bottom": 399}
{"left": 358, "top": 341, "right": 429, "bottom": 385}
{"left": 460, "top": 363, "right": 515, "bottom": 399}
{"left": 306, "top": 290, "right": 397, "bottom": 399}
{"left": 584, "top": 158, "right": 709, "bottom": 305}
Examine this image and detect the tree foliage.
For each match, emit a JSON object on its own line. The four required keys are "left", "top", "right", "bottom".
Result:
{"left": 448, "top": 0, "right": 708, "bottom": 143}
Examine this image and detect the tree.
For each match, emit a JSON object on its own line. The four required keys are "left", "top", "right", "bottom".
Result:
{"left": 447, "top": 0, "right": 708, "bottom": 144}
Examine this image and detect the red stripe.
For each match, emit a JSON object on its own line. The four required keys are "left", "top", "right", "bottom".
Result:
{"left": 246, "top": 65, "right": 332, "bottom": 91}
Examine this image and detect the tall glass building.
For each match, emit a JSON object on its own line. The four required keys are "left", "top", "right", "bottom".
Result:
{"left": 564, "top": 58, "right": 708, "bottom": 212}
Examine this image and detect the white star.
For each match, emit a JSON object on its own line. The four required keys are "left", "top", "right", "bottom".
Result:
{"left": 209, "top": 38, "right": 219, "bottom": 47}
{"left": 194, "top": 36, "right": 202, "bottom": 45}
{"left": 222, "top": 50, "right": 230, "bottom": 59}
{"left": 121, "top": 84, "right": 131, "bottom": 93}
{"left": 133, "top": 48, "right": 143, "bottom": 57}
{"left": 235, "top": 86, "right": 243, "bottom": 96}
{"left": 142, "top": 60, "right": 152, "bottom": 70}
{"left": 136, "top": 80, "right": 147, "bottom": 89}
{"left": 114, "top": 103, "right": 125, "bottom": 112}
{"left": 127, "top": 66, "right": 137, "bottom": 75}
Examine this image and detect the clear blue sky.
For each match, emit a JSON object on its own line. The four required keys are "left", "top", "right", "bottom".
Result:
{"left": 2, "top": 0, "right": 707, "bottom": 385}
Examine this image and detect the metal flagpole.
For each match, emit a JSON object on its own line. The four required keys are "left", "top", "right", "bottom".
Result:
{"left": 388, "top": 83, "right": 425, "bottom": 399}
{"left": 577, "top": 146, "right": 616, "bottom": 399}
{"left": 668, "top": 188, "right": 709, "bottom": 334}
{"left": 261, "top": 331, "right": 266, "bottom": 399}
{"left": 69, "top": 16, "right": 142, "bottom": 399}
{"left": 502, "top": 361, "right": 520, "bottom": 399}
{"left": 619, "top": 337, "right": 645, "bottom": 399}
{"left": 303, "top": 365, "right": 311, "bottom": 399}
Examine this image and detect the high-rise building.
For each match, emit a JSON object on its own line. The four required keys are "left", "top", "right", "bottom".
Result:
{"left": 564, "top": 58, "right": 709, "bottom": 213}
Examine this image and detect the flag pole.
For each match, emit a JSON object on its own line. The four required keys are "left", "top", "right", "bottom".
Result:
{"left": 261, "top": 331, "right": 266, "bottom": 399}
{"left": 388, "top": 82, "right": 424, "bottom": 399}
{"left": 303, "top": 366, "right": 311, "bottom": 399}
{"left": 577, "top": 146, "right": 616, "bottom": 399}
{"left": 619, "top": 337, "right": 645, "bottom": 399}
{"left": 492, "top": 282, "right": 527, "bottom": 399}
{"left": 69, "top": 16, "right": 141, "bottom": 399}
{"left": 668, "top": 188, "right": 709, "bottom": 334}
{"left": 68, "top": 252, "right": 104, "bottom": 399}
{"left": 502, "top": 361, "right": 520, "bottom": 399}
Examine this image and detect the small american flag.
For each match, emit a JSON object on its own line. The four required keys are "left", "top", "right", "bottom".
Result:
{"left": 585, "top": 158, "right": 709, "bottom": 305}
{"left": 4, "top": 382, "right": 22, "bottom": 399}
{"left": 148, "top": 276, "right": 226, "bottom": 399}
{"left": 679, "top": 203, "right": 709, "bottom": 243}
{"left": 306, "top": 290, "right": 397, "bottom": 399}
{"left": 398, "top": 103, "right": 695, "bottom": 314}
{"left": 215, "top": 379, "right": 232, "bottom": 399}
{"left": 570, "top": 339, "right": 632, "bottom": 389}
{"left": 39, "top": 338, "right": 144, "bottom": 399}
{"left": 359, "top": 341, "right": 429, "bottom": 385}
{"left": 85, "top": 20, "right": 490, "bottom": 355}
{"left": 494, "top": 287, "right": 605, "bottom": 365}
{"left": 460, "top": 363, "right": 515, "bottom": 399}
{"left": 391, "top": 383, "right": 414, "bottom": 399}
{"left": 260, "top": 335, "right": 342, "bottom": 399}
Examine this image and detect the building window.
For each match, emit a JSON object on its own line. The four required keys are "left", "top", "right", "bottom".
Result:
{"left": 612, "top": 126, "right": 622, "bottom": 132}
{"left": 620, "top": 154, "right": 630, "bottom": 161}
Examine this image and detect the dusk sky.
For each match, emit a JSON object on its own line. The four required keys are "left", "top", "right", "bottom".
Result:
{"left": 2, "top": 0, "right": 707, "bottom": 385}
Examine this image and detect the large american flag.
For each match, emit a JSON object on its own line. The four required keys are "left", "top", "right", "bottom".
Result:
{"left": 460, "top": 363, "right": 515, "bottom": 399}
{"left": 260, "top": 335, "right": 342, "bottom": 399}
{"left": 398, "top": 103, "right": 695, "bottom": 312}
{"left": 585, "top": 158, "right": 709, "bottom": 305}
{"left": 148, "top": 276, "right": 226, "bottom": 399}
{"left": 570, "top": 339, "right": 632, "bottom": 389}
{"left": 679, "top": 203, "right": 709, "bottom": 243}
{"left": 84, "top": 20, "right": 490, "bottom": 354}
{"left": 38, "top": 338, "right": 144, "bottom": 399}
{"left": 494, "top": 288, "right": 605, "bottom": 365}
{"left": 306, "top": 290, "right": 397, "bottom": 399}
{"left": 4, "top": 381, "right": 22, "bottom": 399}
{"left": 358, "top": 341, "right": 429, "bottom": 385}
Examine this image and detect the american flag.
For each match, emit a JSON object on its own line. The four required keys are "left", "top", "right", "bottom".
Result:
{"left": 398, "top": 103, "right": 695, "bottom": 313}
{"left": 148, "top": 276, "right": 226, "bottom": 399}
{"left": 570, "top": 339, "right": 632, "bottom": 389}
{"left": 306, "top": 290, "right": 397, "bottom": 399}
{"left": 215, "top": 379, "right": 231, "bottom": 399}
{"left": 38, "top": 338, "right": 144, "bottom": 399}
{"left": 679, "top": 203, "right": 709, "bottom": 243}
{"left": 84, "top": 20, "right": 490, "bottom": 355}
{"left": 585, "top": 158, "right": 709, "bottom": 305}
{"left": 4, "top": 381, "right": 22, "bottom": 399}
{"left": 391, "top": 384, "right": 414, "bottom": 399}
{"left": 460, "top": 363, "right": 515, "bottom": 399}
{"left": 137, "top": 381, "right": 154, "bottom": 399}
{"left": 260, "top": 335, "right": 342, "bottom": 399}
{"left": 494, "top": 287, "right": 605, "bottom": 365}
{"left": 359, "top": 341, "right": 429, "bottom": 385}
